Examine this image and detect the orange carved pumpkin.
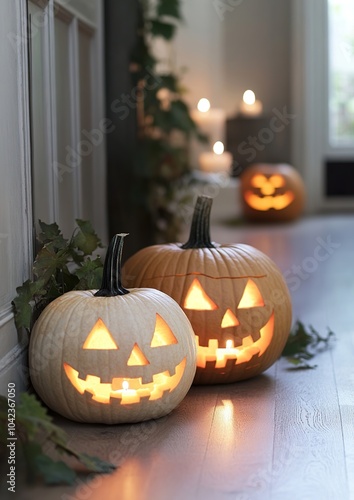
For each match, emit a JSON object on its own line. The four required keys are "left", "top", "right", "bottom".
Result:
{"left": 123, "top": 197, "right": 292, "bottom": 385}
{"left": 240, "top": 163, "right": 305, "bottom": 222}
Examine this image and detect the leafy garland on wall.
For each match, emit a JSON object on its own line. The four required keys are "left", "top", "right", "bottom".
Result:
{"left": 131, "top": 0, "right": 207, "bottom": 243}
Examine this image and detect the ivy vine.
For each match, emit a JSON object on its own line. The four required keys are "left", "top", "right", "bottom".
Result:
{"left": 131, "top": 0, "right": 207, "bottom": 242}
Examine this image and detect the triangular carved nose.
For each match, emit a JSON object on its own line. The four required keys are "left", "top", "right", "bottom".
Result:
{"left": 221, "top": 309, "right": 240, "bottom": 328}
{"left": 127, "top": 343, "right": 150, "bottom": 366}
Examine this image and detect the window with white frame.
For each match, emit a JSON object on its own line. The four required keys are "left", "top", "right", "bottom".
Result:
{"left": 28, "top": 0, "right": 107, "bottom": 239}
{"left": 328, "top": 0, "right": 354, "bottom": 147}
{"left": 291, "top": 0, "right": 354, "bottom": 210}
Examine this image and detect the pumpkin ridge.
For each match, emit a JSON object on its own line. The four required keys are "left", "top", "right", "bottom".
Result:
{"left": 135, "top": 247, "right": 167, "bottom": 285}
{"left": 133, "top": 291, "right": 157, "bottom": 341}
{"left": 145, "top": 248, "right": 178, "bottom": 286}
{"left": 214, "top": 244, "right": 240, "bottom": 280}
{"left": 134, "top": 271, "right": 268, "bottom": 281}
{"left": 227, "top": 246, "right": 270, "bottom": 277}
{"left": 161, "top": 248, "right": 184, "bottom": 284}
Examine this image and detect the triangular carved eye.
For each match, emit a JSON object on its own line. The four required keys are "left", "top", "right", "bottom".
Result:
{"left": 151, "top": 314, "right": 178, "bottom": 347}
{"left": 251, "top": 174, "right": 267, "bottom": 188}
{"left": 83, "top": 318, "right": 118, "bottom": 350}
{"left": 269, "top": 174, "right": 285, "bottom": 188}
{"left": 184, "top": 278, "right": 218, "bottom": 311}
{"left": 221, "top": 309, "right": 240, "bottom": 328}
{"left": 238, "top": 280, "right": 265, "bottom": 308}
{"left": 127, "top": 343, "right": 150, "bottom": 366}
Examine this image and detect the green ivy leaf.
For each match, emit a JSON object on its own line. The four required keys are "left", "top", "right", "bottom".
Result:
{"left": 12, "top": 279, "right": 46, "bottom": 330}
{"left": 72, "top": 219, "right": 102, "bottom": 256}
{"left": 22, "top": 441, "right": 75, "bottom": 485}
{"left": 159, "top": 74, "right": 178, "bottom": 92}
{"left": 38, "top": 221, "right": 67, "bottom": 250}
{"left": 16, "top": 392, "right": 52, "bottom": 439}
{"left": 35, "top": 455, "right": 77, "bottom": 485}
{"left": 61, "top": 268, "right": 80, "bottom": 293}
{"left": 33, "top": 245, "right": 69, "bottom": 283}
{"left": 282, "top": 321, "right": 335, "bottom": 369}
{"left": 0, "top": 393, "right": 116, "bottom": 485}
{"left": 157, "top": 0, "right": 181, "bottom": 19}
{"left": 18, "top": 392, "right": 49, "bottom": 420}
{"left": 13, "top": 219, "right": 103, "bottom": 334}
{"left": 74, "top": 257, "right": 103, "bottom": 290}
{"left": 52, "top": 436, "right": 116, "bottom": 475}
{"left": 21, "top": 441, "right": 45, "bottom": 483}
{"left": 150, "top": 19, "right": 176, "bottom": 40}
{"left": 76, "top": 453, "right": 117, "bottom": 474}
{"left": 169, "top": 100, "right": 196, "bottom": 133}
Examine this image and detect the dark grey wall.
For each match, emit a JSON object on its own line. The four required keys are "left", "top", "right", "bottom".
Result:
{"left": 105, "top": 0, "right": 153, "bottom": 258}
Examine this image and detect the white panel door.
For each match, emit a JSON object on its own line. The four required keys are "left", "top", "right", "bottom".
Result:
{"left": 29, "top": 0, "right": 107, "bottom": 239}
{"left": 78, "top": 25, "right": 95, "bottom": 220}
{"left": 54, "top": 12, "right": 78, "bottom": 236}
{"left": 0, "top": 0, "right": 32, "bottom": 393}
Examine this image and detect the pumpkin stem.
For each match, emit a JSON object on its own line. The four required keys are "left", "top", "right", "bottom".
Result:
{"left": 181, "top": 196, "right": 215, "bottom": 249}
{"left": 95, "top": 233, "right": 130, "bottom": 297}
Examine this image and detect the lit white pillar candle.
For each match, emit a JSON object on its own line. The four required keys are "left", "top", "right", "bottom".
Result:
{"left": 239, "top": 90, "right": 263, "bottom": 117}
{"left": 199, "top": 141, "right": 233, "bottom": 173}
{"left": 190, "top": 98, "right": 226, "bottom": 169}
{"left": 191, "top": 98, "right": 226, "bottom": 143}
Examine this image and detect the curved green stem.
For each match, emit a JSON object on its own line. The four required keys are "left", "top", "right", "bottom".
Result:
{"left": 181, "top": 196, "right": 215, "bottom": 249}
{"left": 95, "top": 234, "right": 130, "bottom": 297}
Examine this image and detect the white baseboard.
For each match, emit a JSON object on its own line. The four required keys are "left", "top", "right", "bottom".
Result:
{"left": 0, "top": 330, "right": 29, "bottom": 396}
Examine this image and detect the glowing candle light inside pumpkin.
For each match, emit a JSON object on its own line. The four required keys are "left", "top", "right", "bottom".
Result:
{"left": 239, "top": 89, "right": 263, "bottom": 117}
{"left": 226, "top": 339, "right": 234, "bottom": 350}
{"left": 120, "top": 380, "right": 140, "bottom": 405}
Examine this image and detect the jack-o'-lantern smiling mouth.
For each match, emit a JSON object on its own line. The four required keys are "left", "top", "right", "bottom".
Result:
{"left": 244, "top": 191, "right": 294, "bottom": 211}
{"left": 244, "top": 173, "right": 295, "bottom": 211}
{"left": 195, "top": 312, "right": 274, "bottom": 369}
{"left": 63, "top": 358, "right": 187, "bottom": 405}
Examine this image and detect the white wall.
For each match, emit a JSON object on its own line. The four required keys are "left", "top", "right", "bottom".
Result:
{"left": 0, "top": 0, "right": 32, "bottom": 394}
{"left": 224, "top": 0, "right": 291, "bottom": 116}
{"left": 174, "top": 0, "right": 224, "bottom": 108}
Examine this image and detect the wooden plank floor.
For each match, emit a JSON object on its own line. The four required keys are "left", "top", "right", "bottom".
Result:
{"left": 16, "top": 214, "right": 354, "bottom": 500}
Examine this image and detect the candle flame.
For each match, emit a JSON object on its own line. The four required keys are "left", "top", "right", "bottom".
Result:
{"left": 226, "top": 340, "right": 234, "bottom": 350}
{"left": 197, "top": 98, "right": 211, "bottom": 113}
{"left": 122, "top": 381, "right": 129, "bottom": 391}
{"left": 213, "top": 141, "right": 224, "bottom": 155}
{"left": 243, "top": 90, "right": 256, "bottom": 105}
